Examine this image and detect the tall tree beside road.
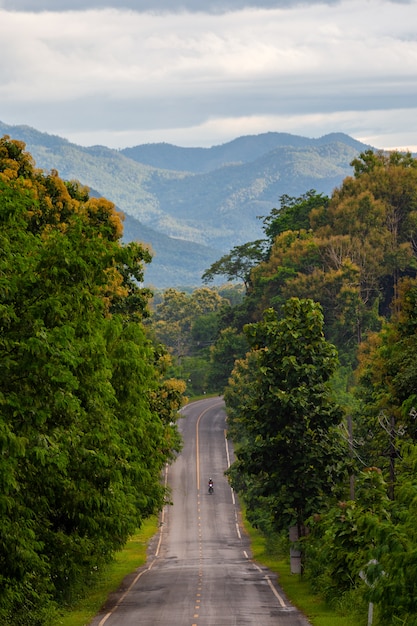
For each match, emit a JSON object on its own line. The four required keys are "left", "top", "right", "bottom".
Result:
{"left": 226, "top": 298, "right": 347, "bottom": 535}
{"left": 0, "top": 137, "right": 183, "bottom": 625}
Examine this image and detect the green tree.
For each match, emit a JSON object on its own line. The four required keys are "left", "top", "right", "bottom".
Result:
{"left": 191, "top": 311, "right": 220, "bottom": 353}
{"left": 226, "top": 298, "right": 347, "bottom": 535}
{"left": 151, "top": 287, "right": 228, "bottom": 358}
{"left": 368, "top": 444, "right": 417, "bottom": 624}
{"left": 0, "top": 178, "right": 56, "bottom": 623}
{"left": 306, "top": 449, "right": 417, "bottom": 625}
{"left": 352, "top": 277, "right": 417, "bottom": 491}
{"left": 202, "top": 240, "right": 268, "bottom": 292}
{"left": 216, "top": 282, "right": 245, "bottom": 307}
{"left": 248, "top": 152, "right": 417, "bottom": 364}
{"left": 305, "top": 467, "right": 391, "bottom": 604}
{"left": 207, "top": 327, "right": 248, "bottom": 392}
{"left": 261, "top": 190, "right": 329, "bottom": 246}
{"left": 338, "top": 150, "right": 417, "bottom": 313}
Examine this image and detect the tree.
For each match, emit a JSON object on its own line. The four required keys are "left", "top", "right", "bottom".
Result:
{"left": 306, "top": 448, "right": 417, "bottom": 624}
{"left": 0, "top": 178, "right": 56, "bottom": 623}
{"left": 202, "top": 240, "right": 268, "bottom": 292}
{"left": 305, "top": 467, "right": 391, "bottom": 604}
{"left": 352, "top": 277, "right": 417, "bottom": 489}
{"left": 207, "top": 327, "right": 249, "bottom": 392}
{"left": 151, "top": 287, "right": 228, "bottom": 358}
{"left": 341, "top": 150, "right": 417, "bottom": 313}
{"left": 226, "top": 298, "right": 347, "bottom": 535}
{"left": 247, "top": 152, "right": 417, "bottom": 364}
{"left": 261, "top": 190, "right": 329, "bottom": 246}
{"left": 368, "top": 444, "right": 417, "bottom": 624}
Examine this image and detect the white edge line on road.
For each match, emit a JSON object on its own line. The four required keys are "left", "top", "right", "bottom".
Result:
{"left": 249, "top": 556, "right": 287, "bottom": 609}
{"left": 250, "top": 559, "right": 287, "bottom": 609}
{"left": 223, "top": 403, "right": 289, "bottom": 613}
{"left": 98, "top": 563, "right": 155, "bottom": 626}
{"left": 224, "top": 429, "right": 231, "bottom": 469}
{"left": 265, "top": 576, "right": 287, "bottom": 608}
{"left": 99, "top": 400, "right": 288, "bottom": 624}
{"left": 224, "top": 429, "right": 237, "bottom": 509}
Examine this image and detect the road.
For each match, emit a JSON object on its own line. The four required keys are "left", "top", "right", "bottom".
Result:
{"left": 90, "top": 396, "right": 312, "bottom": 626}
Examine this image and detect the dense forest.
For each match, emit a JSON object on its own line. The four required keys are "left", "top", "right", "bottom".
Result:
{"left": 152, "top": 149, "right": 417, "bottom": 624}
{"left": 3, "top": 134, "right": 417, "bottom": 625}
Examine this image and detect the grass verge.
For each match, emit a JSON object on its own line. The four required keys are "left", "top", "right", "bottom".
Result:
{"left": 57, "top": 516, "right": 159, "bottom": 626}
{"left": 242, "top": 517, "right": 368, "bottom": 626}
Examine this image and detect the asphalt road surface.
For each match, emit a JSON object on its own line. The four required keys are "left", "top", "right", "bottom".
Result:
{"left": 90, "top": 396, "right": 312, "bottom": 626}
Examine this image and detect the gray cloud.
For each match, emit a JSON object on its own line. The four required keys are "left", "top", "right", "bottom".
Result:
{"left": 3, "top": 73, "right": 415, "bottom": 131}
{"left": 1, "top": 0, "right": 412, "bottom": 10}
{"left": 1, "top": 0, "right": 343, "bottom": 12}
{"left": 0, "top": 0, "right": 416, "bottom": 151}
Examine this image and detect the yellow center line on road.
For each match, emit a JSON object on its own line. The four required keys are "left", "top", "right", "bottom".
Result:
{"left": 195, "top": 400, "right": 224, "bottom": 492}
{"left": 192, "top": 399, "right": 224, "bottom": 626}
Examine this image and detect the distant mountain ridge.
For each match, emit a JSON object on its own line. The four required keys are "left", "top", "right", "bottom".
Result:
{"left": 121, "top": 131, "right": 366, "bottom": 173}
{"left": 0, "top": 121, "right": 373, "bottom": 287}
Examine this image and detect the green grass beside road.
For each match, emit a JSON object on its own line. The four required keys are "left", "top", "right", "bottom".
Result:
{"left": 57, "top": 516, "right": 158, "bottom": 626}
{"left": 242, "top": 520, "right": 365, "bottom": 626}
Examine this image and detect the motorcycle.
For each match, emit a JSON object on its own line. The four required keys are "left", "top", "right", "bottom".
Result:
{"left": 208, "top": 481, "right": 214, "bottom": 494}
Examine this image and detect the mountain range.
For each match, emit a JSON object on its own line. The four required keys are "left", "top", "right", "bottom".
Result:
{"left": 0, "top": 121, "right": 373, "bottom": 287}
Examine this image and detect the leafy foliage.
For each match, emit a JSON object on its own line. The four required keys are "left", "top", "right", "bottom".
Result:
{"left": 147, "top": 287, "right": 232, "bottom": 394}
{"left": 206, "top": 327, "right": 249, "bottom": 392}
{"left": 226, "top": 299, "right": 347, "bottom": 534}
{"left": 5, "top": 130, "right": 417, "bottom": 624}
{"left": 202, "top": 240, "right": 268, "bottom": 291}
{"left": 245, "top": 152, "right": 417, "bottom": 368}
{"left": 305, "top": 468, "right": 391, "bottom": 602}
{"left": 260, "top": 190, "right": 329, "bottom": 245}
{"left": 0, "top": 137, "right": 184, "bottom": 623}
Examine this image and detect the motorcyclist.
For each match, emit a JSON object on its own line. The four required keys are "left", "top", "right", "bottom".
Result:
{"left": 208, "top": 478, "right": 214, "bottom": 492}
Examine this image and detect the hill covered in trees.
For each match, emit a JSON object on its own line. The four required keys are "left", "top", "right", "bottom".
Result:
{"left": 0, "top": 121, "right": 372, "bottom": 286}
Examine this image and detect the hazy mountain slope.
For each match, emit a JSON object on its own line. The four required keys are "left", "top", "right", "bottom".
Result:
{"left": 121, "top": 213, "right": 221, "bottom": 287}
{"left": 142, "top": 140, "right": 363, "bottom": 248}
{"left": 0, "top": 120, "right": 372, "bottom": 286}
{"left": 121, "top": 131, "right": 369, "bottom": 173}
{"left": 0, "top": 125, "right": 166, "bottom": 219}
{"left": 0, "top": 121, "right": 217, "bottom": 286}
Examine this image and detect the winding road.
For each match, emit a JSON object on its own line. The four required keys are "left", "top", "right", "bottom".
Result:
{"left": 90, "top": 396, "right": 312, "bottom": 626}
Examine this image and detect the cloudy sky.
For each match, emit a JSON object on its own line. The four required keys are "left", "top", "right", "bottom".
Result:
{"left": 1, "top": 0, "right": 416, "bottom": 150}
